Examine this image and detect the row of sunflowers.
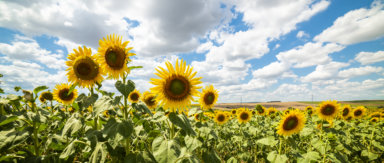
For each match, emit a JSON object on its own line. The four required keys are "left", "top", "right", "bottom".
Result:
{"left": 1, "top": 34, "right": 383, "bottom": 162}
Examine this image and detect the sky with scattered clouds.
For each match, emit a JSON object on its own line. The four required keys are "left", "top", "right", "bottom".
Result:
{"left": 0, "top": 0, "right": 384, "bottom": 102}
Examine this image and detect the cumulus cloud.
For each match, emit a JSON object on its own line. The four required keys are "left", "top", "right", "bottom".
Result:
{"left": 296, "top": 30, "right": 309, "bottom": 39}
{"left": 355, "top": 51, "right": 384, "bottom": 65}
{"left": 314, "top": 1, "right": 384, "bottom": 45}
{"left": 338, "top": 66, "right": 383, "bottom": 78}
{"left": 301, "top": 62, "right": 350, "bottom": 82}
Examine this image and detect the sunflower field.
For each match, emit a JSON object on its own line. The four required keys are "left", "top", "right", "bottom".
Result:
{"left": 1, "top": 34, "right": 384, "bottom": 163}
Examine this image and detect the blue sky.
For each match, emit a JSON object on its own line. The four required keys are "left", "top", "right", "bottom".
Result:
{"left": 0, "top": 0, "right": 383, "bottom": 102}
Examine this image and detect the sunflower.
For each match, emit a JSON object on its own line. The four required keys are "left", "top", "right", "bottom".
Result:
{"left": 199, "top": 85, "right": 219, "bottom": 110}
{"left": 141, "top": 91, "right": 157, "bottom": 110}
{"left": 267, "top": 107, "right": 277, "bottom": 116}
{"left": 341, "top": 105, "right": 352, "bottom": 118}
{"left": 353, "top": 106, "right": 366, "bottom": 119}
{"left": 255, "top": 105, "right": 266, "bottom": 115}
{"left": 66, "top": 46, "right": 104, "bottom": 88}
{"left": 317, "top": 100, "right": 340, "bottom": 121}
{"left": 345, "top": 115, "right": 353, "bottom": 121}
{"left": 283, "top": 109, "right": 290, "bottom": 115}
{"left": 231, "top": 109, "right": 237, "bottom": 115}
{"left": 305, "top": 106, "right": 313, "bottom": 116}
{"left": 128, "top": 89, "right": 140, "bottom": 103}
{"left": 97, "top": 34, "right": 136, "bottom": 80}
{"left": 53, "top": 83, "right": 78, "bottom": 105}
{"left": 237, "top": 108, "right": 252, "bottom": 124}
{"left": 41, "top": 91, "right": 53, "bottom": 101}
{"left": 369, "top": 112, "right": 381, "bottom": 118}
{"left": 150, "top": 59, "right": 202, "bottom": 112}
{"left": 103, "top": 110, "right": 110, "bottom": 118}
{"left": 214, "top": 111, "right": 228, "bottom": 125}
{"left": 39, "top": 94, "right": 46, "bottom": 103}
{"left": 277, "top": 110, "right": 306, "bottom": 136}
{"left": 370, "top": 117, "right": 379, "bottom": 123}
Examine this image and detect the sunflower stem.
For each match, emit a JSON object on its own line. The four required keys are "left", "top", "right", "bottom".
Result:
{"left": 32, "top": 121, "right": 40, "bottom": 157}
{"left": 278, "top": 136, "right": 283, "bottom": 155}
{"left": 322, "top": 137, "right": 328, "bottom": 163}
{"left": 368, "top": 127, "right": 375, "bottom": 152}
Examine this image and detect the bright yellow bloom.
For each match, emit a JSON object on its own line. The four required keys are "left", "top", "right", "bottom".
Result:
{"left": 255, "top": 105, "right": 266, "bottom": 115}
{"left": 141, "top": 91, "right": 157, "bottom": 110}
{"left": 150, "top": 59, "right": 202, "bottom": 112}
{"left": 128, "top": 89, "right": 140, "bottom": 103}
{"left": 277, "top": 110, "right": 306, "bottom": 136}
{"left": 97, "top": 34, "right": 136, "bottom": 80}
{"left": 237, "top": 108, "right": 252, "bottom": 124}
{"left": 66, "top": 46, "right": 104, "bottom": 88}
{"left": 353, "top": 106, "right": 366, "bottom": 119}
{"left": 341, "top": 105, "right": 352, "bottom": 119}
{"left": 267, "top": 107, "right": 277, "bottom": 116}
{"left": 53, "top": 83, "right": 78, "bottom": 105}
{"left": 317, "top": 100, "right": 340, "bottom": 121}
{"left": 214, "top": 111, "right": 228, "bottom": 125}
{"left": 199, "top": 85, "right": 219, "bottom": 110}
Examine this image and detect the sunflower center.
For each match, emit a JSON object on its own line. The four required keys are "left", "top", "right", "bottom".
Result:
{"left": 217, "top": 115, "right": 225, "bottom": 122}
{"left": 240, "top": 112, "right": 249, "bottom": 120}
{"left": 165, "top": 76, "right": 190, "bottom": 101}
{"left": 342, "top": 108, "right": 349, "bottom": 116}
{"left": 130, "top": 93, "right": 139, "bottom": 102}
{"left": 346, "top": 116, "right": 352, "bottom": 120}
{"left": 42, "top": 92, "right": 53, "bottom": 101}
{"left": 371, "top": 118, "right": 377, "bottom": 122}
{"left": 105, "top": 48, "right": 126, "bottom": 70}
{"left": 232, "top": 110, "right": 236, "bottom": 114}
{"left": 195, "top": 114, "right": 199, "bottom": 119}
{"left": 321, "top": 105, "right": 335, "bottom": 115}
{"left": 283, "top": 116, "right": 298, "bottom": 131}
{"left": 145, "top": 96, "right": 156, "bottom": 106}
{"left": 204, "top": 92, "right": 215, "bottom": 105}
{"left": 58, "top": 88, "right": 74, "bottom": 101}
{"left": 74, "top": 57, "right": 99, "bottom": 80}
{"left": 354, "top": 110, "right": 362, "bottom": 116}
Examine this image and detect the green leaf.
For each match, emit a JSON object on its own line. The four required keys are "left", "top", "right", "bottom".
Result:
{"left": 102, "top": 118, "right": 133, "bottom": 140}
{"left": 0, "top": 116, "right": 18, "bottom": 126}
{"left": 14, "top": 86, "right": 21, "bottom": 92}
{"left": 185, "top": 135, "right": 202, "bottom": 152}
{"left": 89, "top": 142, "right": 108, "bottom": 163}
{"left": 0, "top": 98, "right": 10, "bottom": 105}
{"left": 76, "top": 93, "right": 99, "bottom": 109}
{"left": 372, "top": 140, "right": 384, "bottom": 151}
{"left": 128, "top": 66, "right": 143, "bottom": 70}
{"left": 361, "top": 150, "right": 379, "bottom": 161}
{"left": 33, "top": 85, "right": 48, "bottom": 95}
{"left": 7, "top": 94, "right": 20, "bottom": 101}
{"left": 256, "top": 136, "right": 278, "bottom": 147}
{"left": 0, "top": 88, "right": 3, "bottom": 94}
{"left": 62, "top": 114, "right": 83, "bottom": 137}
{"left": 133, "top": 103, "right": 153, "bottom": 116}
{"left": 67, "top": 84, "right": 77, "bottom": 96}
{"left": 226, "top": 157, "right": 238, "bottom": 163}
{"left": 267, "top": 151, "right": 288, "bottom": 163}
{"left": 0, "top": 129, "right": 30, "bottom": 151}
{"left": 115, "top": 80, "right": 135, "bottom": 98}
{"left": 152, "top": 136, "right": 181, "bottom": 163}
{"left": 298, "top": 151, "right": 321, "bottom": 163}
{"left": 59, "top": 140, "right": 77, "bottom": 159}
{"left": 93, "top": 96, "right": 114, "bottom": 115}
{"left": 202, "top": 149, "right": 221, "bottom": 163}
{"left": 168, "top": 112, "right": 196, "bottom": 136}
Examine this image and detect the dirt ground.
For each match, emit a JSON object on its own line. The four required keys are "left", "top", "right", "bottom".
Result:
{"left": 214, "top": 102, "right": 313, "bottom": 111}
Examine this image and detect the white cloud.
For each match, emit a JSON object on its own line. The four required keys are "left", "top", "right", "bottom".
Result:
{"left": 276, "top": 42, "right": 344, "bottom": 68}
{"left": 301, "top": 62, "right": 349, "bottom": 82}
{"left": 355, "top": 51, "right": 384, "bottom": 65}
{"left": 296, "top": 30, "right": 309, "bottom": 39}
{"left": 252, "top": 61, "right": 291, "bottom": 79}
{"left": 196, "top": 41, "right": 213, "bottom": 53}
{"left": 269, "top": 84, "right": 311, "bottom": 101}
{"left": 0, "top": 36, "right": 66, "bottom": 70}
{"left": 338, "top": 66, "right": 383, "bottom": 78}
{"left": 314, "top": 1, "right": 384, "bottom": 45}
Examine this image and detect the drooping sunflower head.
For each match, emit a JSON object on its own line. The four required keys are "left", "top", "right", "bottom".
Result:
{"left": 341, "top": 105, "right": 352, "bottom": 118}
{"left": 353, "top": 106, "right": 366, "bottom": 119}
{"left": 53, "top": 83, "right": 78, "bottom": 105}
{"left": 214, "top": 111, "right": 228, "bottom": 125}
{"left": 39, "top": 94, "right": 46, "bottom": 103}
{"left": 128, "top": 89, "right": 141, "bottom": 103}
{"left": 41, "top": 91, "right": 53, "bottom": 101}
{"left": 199, "top": 85, "right": 219, "bottom": 110}
{"left": 267, "top": 107, "right": 277, "bottom": 116}
{"left": 66, "top": 46, "right": 104, "bottom": 88}
{"left": 317, "top": 100, "right": 340, "bottom": 121}
{"left": 255, "top": 105, "right": 265, "bottom": 115}
{"left": 277, "top": 110, "right": 306, "bottom": 136}
{"left": 141, "top": 91, "right": 157, "bottom": 110}
{"left": 237, "top": 108, "right": 252, "bottom": 124}
{"left": 97, "top": 34, "right": 136, "bottom": 80}
{"left": 150, "top": 59, "right": 202, "bottom": 112}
